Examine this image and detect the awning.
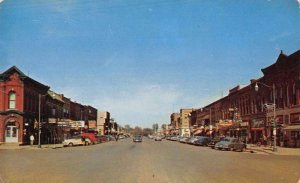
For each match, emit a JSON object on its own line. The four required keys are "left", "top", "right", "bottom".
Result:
{"left": 251, "top": 127, "right": 264, "bottom": 131}
{"left": 283, "top": 125, "right": 300, "bottom": 131}
{"left": 193, "top": 129, "right": 203, "bottom": 135}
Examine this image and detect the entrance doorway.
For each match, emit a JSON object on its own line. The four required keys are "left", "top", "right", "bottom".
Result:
{"left": 5, "top": 122, "right": 18, "bottom": 143}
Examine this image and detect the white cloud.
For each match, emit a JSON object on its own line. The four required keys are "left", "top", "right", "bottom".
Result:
{"left": 91, "top": 84, "right": 182, "bottom": 127}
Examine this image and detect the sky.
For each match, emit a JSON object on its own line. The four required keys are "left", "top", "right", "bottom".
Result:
{"left": 0, "top": 0, "right": 300, "bottom": 128}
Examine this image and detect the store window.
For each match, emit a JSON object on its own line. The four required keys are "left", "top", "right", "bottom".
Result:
{"left": 8, "top": 92, "right": 16, "bottom": 109}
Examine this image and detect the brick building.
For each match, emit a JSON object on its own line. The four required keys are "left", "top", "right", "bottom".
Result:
{"left": 0, "top": 66, "right": 99, "bottom": 145}
{"left": 0, "top": 66, "right": 49, "bottom": 145}
{"left": 171, "top": 49, "right": 300, "bottom": 147}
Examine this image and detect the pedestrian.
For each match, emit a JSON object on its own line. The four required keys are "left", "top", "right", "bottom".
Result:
{"left": 30, "top": 134, "right": 34, "bottom": 146}
{"left": 115, "top": 134, "right": 119, "bottom": 142}
{"left": 263, "top": 134, "right": 267, "bottom": 147}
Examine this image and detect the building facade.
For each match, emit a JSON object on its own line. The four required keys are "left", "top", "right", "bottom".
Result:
{"left": 183, "top": 50, "right": 300, "bottom": 147}
{"left": 0, "top": 66, "right": 99, "bottom": 145}
{"left": 97, "top": 111, "right": 110, "bottom": 135}
{"left": 0, "top": 66, "right": 49, "bottom": 145}
{"left": 179, "top": 108, "right": 194, "bottom": 136}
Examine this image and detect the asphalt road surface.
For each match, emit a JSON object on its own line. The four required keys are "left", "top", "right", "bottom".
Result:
{"left": 0, "top": 138, "right": 300, "bottom": 183}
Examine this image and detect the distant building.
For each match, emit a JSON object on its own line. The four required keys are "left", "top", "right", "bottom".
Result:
{"left": 170, "top": 113, "right": 180, "bottom": 135}
{"left": 97, "top": 111, "right": 110, "bottom": 135}
{"left": 179, "top": 108, "right": 194, "bottom": 136}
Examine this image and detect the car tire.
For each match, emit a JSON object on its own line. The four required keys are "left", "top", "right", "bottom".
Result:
{"left": 68, "top": 143, "right": 73, "bottom": 147}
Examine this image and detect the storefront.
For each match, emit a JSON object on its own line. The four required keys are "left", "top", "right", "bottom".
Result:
{"left": 0, "top": 113, "right": 24, "bottom": 145}
{"left": 283, "top": 125, "right": 300, "bottom": 148}
{"left": 216, "top": 120, "right": 233, "bottom": 136}
{"left": 229, "top": 121, "right": 248, "bottom": 142}
{"left": 250, "top": 118, "right": 266, "bottom": 144}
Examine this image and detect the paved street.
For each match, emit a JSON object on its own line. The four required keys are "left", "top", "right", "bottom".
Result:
{"left": 0, "top": 138, "right": 300, "bottom": 183}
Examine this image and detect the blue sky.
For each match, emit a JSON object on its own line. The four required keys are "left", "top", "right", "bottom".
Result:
{"left": 1, "top": 0, "right": 300, "bottom": 128}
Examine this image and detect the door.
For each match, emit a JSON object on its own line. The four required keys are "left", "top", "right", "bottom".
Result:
{"left": 5, "top": 122, "right": 18, "bottom": 143}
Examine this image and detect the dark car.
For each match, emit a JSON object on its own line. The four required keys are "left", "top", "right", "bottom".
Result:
{"left": 214, "top": 137, "right": 246, "bottom": 151}
{"left": 208, "top": 136, "right": 225, "bottom": 149}
{"left": 133, "top": 135, "right": 142, "bottom": 142}
{"left": 96, "top": 135, "right": 109, "bottom": 142}
{"left": 194, "top": 136, "right": 211, "bottom": 146}
{"left": 232, "top": 140, "right": 247, "bottom": 152}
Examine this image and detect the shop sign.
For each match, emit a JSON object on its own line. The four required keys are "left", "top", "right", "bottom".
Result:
{"left": 48, "top": 118, "right": 57, "bottom": 124}
{"left": 88, "top": 121, "right": 97, "bottom": 128}
{"left": 57, "top": 121, "right": 69, "bottom": 127}
{"left": 251, "top": 119, "right": 264, "bottom": 128}
{"left": 69, "top": 121, "right": 85, "bottom": 128}
{"left": 240, "top": 122, "right": 248, "bottom": 127}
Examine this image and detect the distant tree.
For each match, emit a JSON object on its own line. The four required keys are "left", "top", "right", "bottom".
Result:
{"left": 161, "top": 124, "right": 166, "bottom": 130}
{"left": 142, "top": 128, "right": 153, "bottom": 136}
{"left": 124, "top": 124, "right": 132, "bottom": 134}
{"left": 133, "top": 126, "right": 143, "bottom": 135}
{"left": 152, "top": 123, "right": 159, "bottom": 133}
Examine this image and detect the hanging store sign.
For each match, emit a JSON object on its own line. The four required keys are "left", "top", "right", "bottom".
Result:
{"left": 48, "top": 118, "right": 57, "bottom": 124}
{"left": 69, "top": 121, "right": 85, "bottom": 128}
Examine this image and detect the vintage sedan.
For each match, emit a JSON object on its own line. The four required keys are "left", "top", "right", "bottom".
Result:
{"left": 63, "top": 136, "right": 86, "bottom": 147}
{"left": 133, "top": 135, "right": 142, "bottom": 142}
{"left": 154, "top": 136, "right": 163, "bottom": 141}
{"left": 214, "top": 137, "right": 246, "bottom": 151}
{"left": 208, "top": 136, "right": 225, "bottom": 149}
{"left": 232, "top": 140, "right": 247, "bottom": 152}
{"left": 194, "top": 136, "right": 211, "bottom": 146}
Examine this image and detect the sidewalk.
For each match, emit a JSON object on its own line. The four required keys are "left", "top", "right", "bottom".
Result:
{"left": 0, "top": 143, "right": 64, "bottom": 150}
{"left": 247, "top": 144, "right": 300, "bottom": 156}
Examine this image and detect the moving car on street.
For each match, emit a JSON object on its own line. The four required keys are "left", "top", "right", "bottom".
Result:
{"left": 154, "top": 136, "right": 162, "bottom": 141}
{"left": 133, "top": 135, "right": 142, "bottom": 142}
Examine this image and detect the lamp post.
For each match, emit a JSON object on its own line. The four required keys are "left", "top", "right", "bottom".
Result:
{"left": 255, "top": 82, "right": 277, "bottom": 152}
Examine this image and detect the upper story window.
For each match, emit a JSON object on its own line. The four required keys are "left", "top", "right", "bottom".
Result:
{"left": 8, "top": 92, "right": 16, "bottom": 109}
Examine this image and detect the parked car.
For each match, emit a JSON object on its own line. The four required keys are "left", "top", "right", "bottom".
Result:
{"left": 63, "top": 136, "right": 86, "bottom": 147}
{"left": 133, "top": 135, "right": 142, "bottom": 142}
{"left": 80, "top": 133, "right": 98, "bottom": 144}
{"left": 106, "top": 135, "right": 116, "bottom": 141}
{"left": 187, "top": 136, "right": 203, "bottom": 144}
{"left": 96, "top": 135, "right": 109, "bottom": 142}
{"left": 194, "top": 136, "right": 211, "bottom": 146}
{"left": 214, "top": 137, "right": 246, "bottom": 151}
{"left": 232, "top": 140, "right": 247, "bottom": 152}
{"left": 179, "top": 137, "right": 190, "bottom": 143}
{"left": 208, "top": 136, "right": 225, "bottom": 149}
{"left": 154, "top": 136, "right": 162, "bottom": 141}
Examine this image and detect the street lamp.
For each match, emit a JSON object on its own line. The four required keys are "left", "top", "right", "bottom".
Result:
{"left": 254, "top": 82, "right": 277, "bottom": 152}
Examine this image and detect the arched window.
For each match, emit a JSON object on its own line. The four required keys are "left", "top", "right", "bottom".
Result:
{"left": 8, "top": 92, "right": 16, "bottom": 109}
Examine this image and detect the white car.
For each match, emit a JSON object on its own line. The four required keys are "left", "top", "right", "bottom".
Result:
{"left": 63, "top": 136, "right": 86, "bottom": 147}
{"left": 154, "top": 136, "right": 162, "bottom": 141}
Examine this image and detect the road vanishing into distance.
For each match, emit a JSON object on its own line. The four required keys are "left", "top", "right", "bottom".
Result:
{"left": 0, "top": 138, "right": 300, "bottom": 183}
